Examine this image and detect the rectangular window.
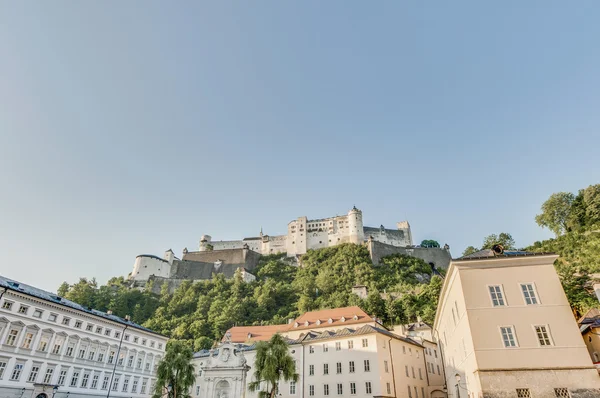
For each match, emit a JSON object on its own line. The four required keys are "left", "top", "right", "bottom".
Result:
{"left": 324, "top": 363, "right": 329, "bottom": 375}
{"left": 434, "top": 349, "right": 437, "bottom": 358}
{"left": 348, "top": 340, "right": 353, "bottom": 349}
{"left": 408, "top": 385, "right": 412, "bottom": 398}
{"left": 366, "top": 382, "right": 372, "bottom": 394}
{"left": 118, "top": 353, "right": 125, "bottom": 366}
{"left": 43, "top": 368, "right": 54, "bottom": 384}
{"left": 387, "top": 382, "right": 391, "bottom": 394}
{"left": 52, "top": 341, "right": 62, "bottom": 355}
{"left": 362, "top": 338, "right": 368, "bottom": 347}
{"left": 323, "top": 344, "right": 328, "bottom": 353}
{"left": 88, "top": 349, "right": 96, "bottom": 361}
{"left": 335, "top": 342, "right": 341, "bottom": 351}
{"left": 96, "top": 326, "right": 102, "bottom": 334}
{"left": 122, "top": 376, "right": 130, "bottom": 392}
{"left": 384, "top": 360, "right": 389, "bottom": 373}
{"left": 324, "top": 384, "right": 329, "bottom": 396}
{"left": 489, "top": 285, "right": 506, "bottom": 306}
{"left": 74, "top": 320, "right": 82, "bottom": 328}
{"left": 150, "top": 341, "right": 155, "bottom": 348}
{"left": 86, "top": 324, "right": 93, "bottom": 332}
{"left": 18, "top": 305, "right": 29, "bottom": 314}
{"left": 415, "top": 386, "right": 419, "bottom": 398}
{"left": 108, "top": 351, "right": 115, "bottom": 364}
{"left": 134, "top": 337, "right": 139, "bottom": 343}
{"left": 141, "top": 338, "right": 147, "bottom": 345}
{"left": 128, "top": 355, "right": 134, "bottom": 367}
{"left": 412, "top": 366, "right": 415, "bottom": 378}
{"left": 38, "top": 337, "right": 49, "bottom": 352}
{"left": 22, "top": 332, "right": 34, "bottom": 349}
{"left": 437, "top": 365, "right": 441, "bottom": 375}
{"left": 309, "top": 346, "right": 314, "bottom": 354}
{"left": 1, "top": 301, "right": 13, "bottom": 310}
{"left": 115, "top": 332, "right": 121, "bottom": 339}
{"left": 500, "top": 326, "right": 517, "bottom": 347}
{"left": 124, "top": 334, "right": 130, "bottom": 341}
{"left": 336, "top": 362, "right": 342, "bottom": 374}
{"left": 419, "top": 368, "right": 423, "bottom": 379}
{"left": 405, "top": 365, "right": 409, "bottom": 377}
{"left": 535, "top": 325, "right": 553, "bottom": 346}
{"left": 11, "top": 363, "right": 24, "bottom": 381}
{"left": 98, "top": 352, "right": 105, "bottom": 362}
{"left": 6, "top": 330, "right": 19, "bottom": 346}
{"left": 349, "top": 361, "right": 355, "bottom": 373}
{"left": 137, "top": 358, "right": 143, "bottom": 369}
{"left": 141, "top": 379, "right": 147, "bottom": 394}
{"left": 70, "top": 371, "right": 80, "bottom": 387}
{"left": 309, "top": 364, "right": 314, "bottom": 376}
{"left": 309, "top": 385, "right": 314, "bottom": 396}
{"left": 66, "top": 344, "right": 74, "bottom": 357}
{"left": 33, "top": 309, "right": 43, "bottom": 318}
{"left": 58, "top": 369, "right": 67, "bottom": 385}
{"left": 350, "top": 382, "right": 356, "bottom": 395}
{"left": 364, "top": 359, "right": 370, "bottom": 372}
{"left": 81, "top": 372, "right": 90, "bottom": 388}
{"left": 517, "top": 388, "right": 532, "bottom": 398}
{"left": 101, "top": 375, "right": 110, "bottom": 390}
{"left": 0, "top": 361, "right": 6, "bottom": 378}
{"left": 112, "top": 375, "right": 120, "bottom": 391}
{"left": 91, "top": 374, "right": 99, "bottom": 389}
{"left": 48, "top": 313, "right": 58, "bottom": 322}
{"left": 422, "top": 387, "right": 426, "bottom": 398}
{"left": 403, "top": 346, "right": 406, "bottom": 354}
{"left": 62, "top": 317, "right": 71, "bottom": 326}
{"left": 290, "top": 381, "right": 296, "bottom": 395}
{"left": 521, "top": 284, "right": 538, "bottom": 305}
{"left": 79, "top": 348, "right": 86, "bottom": 359}
{"left": 337, "top": 383, "right": 343, "bottom": 395}
{"left": 555, "top": 388, "right": 570, "bottom": 398}
{"left": 27, "top": 365, "right": 40, "bottom": 383}
{"left": 105, "top": 329, "right": 111, "bottom": 336}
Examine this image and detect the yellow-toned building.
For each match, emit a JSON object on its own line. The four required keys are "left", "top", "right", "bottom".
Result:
{"left": 434, "top": 250, "right": 600, "bottom": 398}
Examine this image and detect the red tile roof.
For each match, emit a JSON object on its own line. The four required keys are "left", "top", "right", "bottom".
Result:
{"left": 224, "top": 306, "right": 375, "bottom": 343}
{"left": 290, "top": 306, "right": 374, "bottom": 331}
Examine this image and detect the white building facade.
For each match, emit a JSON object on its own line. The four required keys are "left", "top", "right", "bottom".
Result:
{"left": 0, "top": 276, "right": 167, "bottom": 398}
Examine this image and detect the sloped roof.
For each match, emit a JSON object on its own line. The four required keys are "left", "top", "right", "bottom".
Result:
{"left": 457, "top": 249, "right": 553, "bottom": 260}
{"left": 290, "top": 306, "right": 374, "bottom": 331}
{"left": 301, "top": 324, "right": 423, "bottom": 348}
{"left": 578, "top": 308, "right": 600, "bottom": 325}
{"left": 0, "top": 275, "right": 165, "bottom": 337}
{"left": 225, "top": 324, "right": 291, "bottom": 343}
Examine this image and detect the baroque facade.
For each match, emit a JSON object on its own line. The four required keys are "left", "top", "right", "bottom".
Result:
{"left": 0, "top": 275, "right": 167, "bottom": 398}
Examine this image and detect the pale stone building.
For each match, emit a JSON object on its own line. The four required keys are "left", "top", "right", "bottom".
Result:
{"left": 191, "top": 306, "right": 445, "bottom": 398}
{"left": 0, "top": 275, "right": 167, "bottom": 398}
{"left": 434, "top": 251, "right": 600, "bottom": 398}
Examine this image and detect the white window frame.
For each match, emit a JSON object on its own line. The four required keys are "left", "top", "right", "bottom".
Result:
{"left": 499, "top": 325, "right": 519, "bottom": 348}
{"left": 487, "top": 284, "right": 507, "bottom": 307}
{"left": 533, "top": 324, "right": 554, "bottom": 347}
{"left": 520, "top": 283, "right": 540, "bottom": 305}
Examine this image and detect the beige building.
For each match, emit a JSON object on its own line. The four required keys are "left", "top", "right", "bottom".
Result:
{"left": 434, "top": 251, "right": 600, "bottom": 398}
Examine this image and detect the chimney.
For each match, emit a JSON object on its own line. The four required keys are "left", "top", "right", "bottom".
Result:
{"left": 107, "top": 310, "right": 113, "bottom": 315}
{"left": 288, "top": 318, "right": 295, "bottom": 325}
{"left": 125, "top": 315, "right": 131, "bottom": 321}
{"left": 594, "top": 283, "right": 600, "bottom": 304}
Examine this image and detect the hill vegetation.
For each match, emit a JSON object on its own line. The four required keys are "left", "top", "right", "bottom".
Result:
{"left": 57, "top": 183, "right": 600, "bottom": 346}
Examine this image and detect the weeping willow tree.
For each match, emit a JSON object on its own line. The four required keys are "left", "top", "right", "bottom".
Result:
{"left": 248, "top": 334, "right": 299, "bottom": 398}
{"left": 152, "top": 341, "right": 196, "bottom": 398}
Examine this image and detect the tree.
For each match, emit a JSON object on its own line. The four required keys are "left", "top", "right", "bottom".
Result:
{"left": 482, "top": 233, "right": 515, "bottom": 250}
{"left": 420, "top": 240, "right": 440, "bottom": 248}
{"left": 535, "top": 192, "right": 575, "bottom": 236}
{"left": 153, "top": 341, "right": 196, "bottom": 398}
{"left": 248, "top": 334, "right": 299, "bottom": 398}
{"left": 57, "top": 282, "right": 69, "bottom": 297}
{"left": 462, "top": 246, "right": 479, "bottom": 257}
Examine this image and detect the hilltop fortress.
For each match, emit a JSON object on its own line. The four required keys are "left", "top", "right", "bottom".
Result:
{"left": 129, "top": 207, "right": 451, "bottom": 292}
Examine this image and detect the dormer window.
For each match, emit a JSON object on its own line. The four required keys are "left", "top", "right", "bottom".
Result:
{"left": 247, "top": 333, "right": 252, "bottom": 339}
{"left": 341, "top": 316, "right": 346, "bottom": 322}
{"left": 304, "top": 321, "right": 309, "bottom": 326}
{"left": 294, "top": 322, "right": 299, "bottom": 328}
{"left": 328, "top": 318, "right": 333, "bottom": 324}
{"left": 316, "top": 320, "right": 321, "bottom": 325}
{"left": 353, "top": 315, "right": 358, "bottom": 320}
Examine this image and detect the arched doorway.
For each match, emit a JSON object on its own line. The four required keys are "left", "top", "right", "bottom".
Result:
{"left": 431, "top": 389, "right": 447, "bottom": 398}
{"left": 36, "top": 394, "right": 48, "bottom": 398}
{"left": 214, "top": 379, "right": 231, "bottom": 398}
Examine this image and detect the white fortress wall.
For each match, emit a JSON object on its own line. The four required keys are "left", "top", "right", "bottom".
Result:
{"left": 131, "top": 255, "right": 171, "bottom": 281}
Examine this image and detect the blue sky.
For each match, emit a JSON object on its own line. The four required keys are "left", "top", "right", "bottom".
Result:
{"left": 1, "top": 2, "right": 599, "bottom": 291}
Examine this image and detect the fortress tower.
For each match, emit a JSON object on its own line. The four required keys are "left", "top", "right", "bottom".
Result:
{"left": 347, "top": 206, "right": 365, "bottom": 245}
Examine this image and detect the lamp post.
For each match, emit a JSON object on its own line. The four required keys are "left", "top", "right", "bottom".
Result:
{"left": 107, "top": 318, "right": 130, "bottom": 398}
{"left": 455, "top": 374, "right": 461, "bottom": 398}
{"left": 52, "top": 386, "right": 58, "bottom": 398}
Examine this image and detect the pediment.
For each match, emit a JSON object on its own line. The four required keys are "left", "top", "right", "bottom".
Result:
{"left": 0, "top": 317, "right": 9, "bottom": 324}
{"left": 41, "top": 328, "right": 55, "bottom": 334}
{"left": 10, "top": 321, "right": 26, "bottom": 327}
{"left": 55, "top": 331, "right": 68, "bottom": 337}
{"left": 25, "top": 324, "right": 40, "bottom": 331}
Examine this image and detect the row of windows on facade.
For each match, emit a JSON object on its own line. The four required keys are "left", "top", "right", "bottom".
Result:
{"left": 308, "top": 339, "right": 424, "bottom": 356}
{"left": 1, "top": 300, "right": 162, "bottom": 349}
{"left": 516, "top": 388, "right": 572, "bottom": 398}
{"left": 500, "top": 325, "right": 553, "bottom": 347}
{"left": 1, "top": 326, "right": 159, "bottom": 371}
{"left": 302, "top": 382, "right": 426, "bottom": 397}
{"left": 0, "top": 361, "right": 155, "bottom": 395}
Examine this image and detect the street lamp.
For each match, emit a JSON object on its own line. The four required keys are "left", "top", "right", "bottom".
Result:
{"left": 52, "top": 386, "right": 58, "bottom": 398}
{"left": 455, "top": 374, "right": 461, "bottom": 398}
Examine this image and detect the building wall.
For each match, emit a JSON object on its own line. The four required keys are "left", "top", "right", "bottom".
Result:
{"left": 130, "top": 255, "right": 170, "bottom": 282}
{"left": 368, "top": 240, "right": 452, "bottom": 269}
{"left": 0, "top": 290, "right": 167, "bottom": 398}
{"left": 583, "top": 328, "right": 600, "bottom": 364}
{"left": 435, "top": 255, "right": 600, "bottom": 398}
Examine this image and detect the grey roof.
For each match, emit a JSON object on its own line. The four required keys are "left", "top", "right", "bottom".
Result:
{"left": 193, "top": 337, "right": 302, "bottom": 358}
{"left": 0, "top": 275, "right": 165, "bottom": 337}
{"left": 363, "top": 226, "right": 407, "bottom": 239}
{"left": 457, "top": 250, "right": 554, "bottom": 261}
